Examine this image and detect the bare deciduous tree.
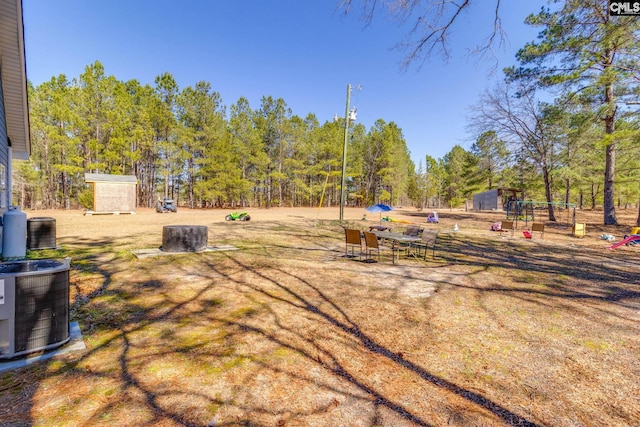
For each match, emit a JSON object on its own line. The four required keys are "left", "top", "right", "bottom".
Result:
{"left": 338, "top": 0, "right": 505, "bottom": 68}
{"left": 470, "top": 82, "right": 559, "bottom": 221}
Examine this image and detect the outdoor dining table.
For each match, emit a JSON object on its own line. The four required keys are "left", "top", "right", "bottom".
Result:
{"left": 371, "top": 230, "right": 421, "bottom": 264}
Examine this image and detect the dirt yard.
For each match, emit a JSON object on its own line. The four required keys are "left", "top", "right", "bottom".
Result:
{"left": 39, "top": 205, "right": 640, "bottom": 249}
{"left": 1, "top": 206, "right": 639, "bottom": 426}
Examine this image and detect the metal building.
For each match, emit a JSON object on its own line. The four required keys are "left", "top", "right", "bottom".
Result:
{"left": 472, "top": 188, "right": 522, "bottom": 211}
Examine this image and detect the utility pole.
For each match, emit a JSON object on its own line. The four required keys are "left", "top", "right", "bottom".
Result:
{"left": 339, "top": 84, "right": 351, "bottom": 223}
{"left": 339, "top": 84, "right": 360, "bottom": 222}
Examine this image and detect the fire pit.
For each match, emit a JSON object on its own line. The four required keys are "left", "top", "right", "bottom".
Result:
{"left": 161, "top": 225, "right": 208, "bottom": 253}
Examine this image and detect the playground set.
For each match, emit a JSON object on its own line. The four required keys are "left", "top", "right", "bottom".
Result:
{"left": 607, "top": 226, "right": 640, "bottom": 250}
{"left": 475, "top": 189, "right": 588, "bottom": 239}
{"left": 505, "top": 200, "right": 576, "bottom": 227}
{"left": 504, "top": 199, "right": 638, "bottom": 250}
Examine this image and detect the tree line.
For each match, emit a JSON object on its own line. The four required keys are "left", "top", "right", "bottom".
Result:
{"left": 15, "top": 56, "right": 639, "bottom": 224}
{"left": 17, "top": 61, "right": 415, "bottom": 211}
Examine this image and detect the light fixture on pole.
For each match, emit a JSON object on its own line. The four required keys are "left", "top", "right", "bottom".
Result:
{"left": 339, "top": 84, "right": 360, "bottom": 223}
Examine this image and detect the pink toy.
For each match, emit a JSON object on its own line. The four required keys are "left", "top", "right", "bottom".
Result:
{"left": 607, "top": 235, "right": 640, "bottom": 250}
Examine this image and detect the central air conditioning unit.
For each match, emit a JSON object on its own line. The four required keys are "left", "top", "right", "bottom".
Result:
{"left": 0, "top": 259, "right": 70, "bottom": 359}
{"left": 27, "top": 217, "right": 57, "bottom": 250}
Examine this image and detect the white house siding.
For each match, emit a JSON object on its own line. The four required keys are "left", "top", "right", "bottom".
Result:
{"left": 0, "top": 70, "right": 9, "bottom": 211}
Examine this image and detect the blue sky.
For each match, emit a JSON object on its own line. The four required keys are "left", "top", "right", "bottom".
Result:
{"left": 22, "top": 0, "right": 546, "bottom": 165}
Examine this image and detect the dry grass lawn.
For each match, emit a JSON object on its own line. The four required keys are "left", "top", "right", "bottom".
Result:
{"left": 1, "top": 206, "right": 639, "bottom": 426}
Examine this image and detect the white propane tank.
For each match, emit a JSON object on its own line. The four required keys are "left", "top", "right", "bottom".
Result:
{"left": 2, "top": 206, "right": 27, "bottom": 259}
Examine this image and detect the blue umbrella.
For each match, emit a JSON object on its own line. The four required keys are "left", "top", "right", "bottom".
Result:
{"left": 365, "top": 204, "right": 393, "bottom": 223}
{"left": 366, "top": 203, "right": 393, "bottom": 213}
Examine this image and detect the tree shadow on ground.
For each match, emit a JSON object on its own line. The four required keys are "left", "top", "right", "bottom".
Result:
{"left": 435, "top": 233, "right": 639, "bottom": 297}
{"left": 211, "top": 254, "right": 541, "bottom": 426}
{"left": 3, "top": 222, "right": 638, "bottom": 425}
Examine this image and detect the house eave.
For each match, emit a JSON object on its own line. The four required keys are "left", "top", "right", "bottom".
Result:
{"left": 1, "top": 0, "right": 31, "bottom": 159}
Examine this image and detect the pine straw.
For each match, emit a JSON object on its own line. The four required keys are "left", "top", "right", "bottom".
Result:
{"left": 1, "top": 207, "right": 639, "bottom": 426}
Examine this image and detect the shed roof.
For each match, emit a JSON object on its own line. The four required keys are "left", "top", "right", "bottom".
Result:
{"left": 0, "top": 0, "right": 30, "bottom": 160}
{"left": 85, "top": 173, "right": 138, "bottom": 184}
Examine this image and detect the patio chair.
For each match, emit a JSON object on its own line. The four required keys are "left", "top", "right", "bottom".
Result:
{"left": 411, "top": 229, "right": 439, "bottom": 260}
{"left": 531, "top": 222, "right": 544, "bottom": 239}
{"left": 363, "top": 231, "right": 381, "bottom": 262}
{"left": 385, "top": 225, "right": 420, "bottom": 259}
{"left": 501, "top": 220, "right": 515, "bottom": 236}
{"left": 345, "top": 228, "right": 363, "bottom": 259}
{"left": 403, "top": 224, "right": 422, "bottom": 237}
